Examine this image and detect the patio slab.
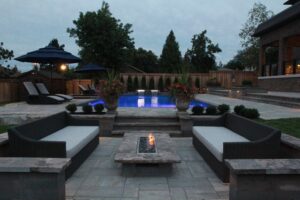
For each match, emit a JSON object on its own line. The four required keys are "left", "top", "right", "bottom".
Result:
{"left": 195, "top": 94, "right": 300, "bottom": 119}
{"left": 65, "top": 137, "right": 229, "bottom": 200}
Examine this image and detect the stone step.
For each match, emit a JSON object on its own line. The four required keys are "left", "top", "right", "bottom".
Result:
{"left": 112, "top": 130, "right": 182, "bottom": 137}
{"left": 114, "top": 122, "right": 181, "bottom": 131}
{"left": 242, "top": 96, "right": 300, "bottom": 108}
{"left": 246, "top": 93, "right": 300, "bottom": 103}
{"left": 115, "top": 116, "right": 178, "bottom": 123}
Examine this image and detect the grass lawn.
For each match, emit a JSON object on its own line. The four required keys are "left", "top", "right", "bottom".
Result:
{"left": 0, "top": 125, "right": 13, "bottom": 134}
{"left": 256, "top": 118, "right": 300, "bottom": 139}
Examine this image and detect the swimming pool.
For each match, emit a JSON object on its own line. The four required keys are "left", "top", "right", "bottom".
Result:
{"left": 88, "top": 94, "right": 209, "bottom": 108}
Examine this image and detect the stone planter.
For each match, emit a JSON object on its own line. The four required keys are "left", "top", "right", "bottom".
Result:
{"left": 175, "top": 97, "right": 190, "bottom": 112}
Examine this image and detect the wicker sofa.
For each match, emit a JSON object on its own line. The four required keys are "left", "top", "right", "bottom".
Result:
{"left": 192, "top": 113, "right": 281, "bottom": 182}
{"left": 8, "top": 111, "right": 99, "bottom": 179}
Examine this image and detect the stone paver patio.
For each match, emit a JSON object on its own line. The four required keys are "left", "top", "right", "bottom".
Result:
{"left": 66, "top": 137, "right": 229, "bottom": 200}
{"left": 196, "top": 94, "right": 300, "bottom": 120}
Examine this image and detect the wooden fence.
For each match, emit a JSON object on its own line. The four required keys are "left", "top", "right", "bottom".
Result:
{"left": 120, "top": 71, "right": 257, "bottom": 89}
{"left": 66, "top": 79, "right": 93, "bottom": 95}
{"left": 0, "top": 79, "right": 19, "bottom": 104}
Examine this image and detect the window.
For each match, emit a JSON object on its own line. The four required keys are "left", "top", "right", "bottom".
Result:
{"left": 296, "top": 60, "right": 300, "bottom": 74}
{"left": 284, "top": 62, "right": 293, "bottom": 75}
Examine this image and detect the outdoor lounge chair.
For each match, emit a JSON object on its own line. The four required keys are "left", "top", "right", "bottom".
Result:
{"left": 79, "top": 84, "right": 96, "bottom": 95}
{"left": 36, "top": 82, "right": 73, "bottom": 101}
{"left": 192, "top": 113, "right": 281, "bottom": 182}
{"left": 23, "top": 82, "right": 65, "bottom": 104}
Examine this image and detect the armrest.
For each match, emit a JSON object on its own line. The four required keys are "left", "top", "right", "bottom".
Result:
{"left": 193, "top": 113, "right": 226, "bottom": 126}
{"left": 223, "top": 132, "right": 281, "bottom": 159}
{"left": 9, "top": 132, "right": 66, "bottom": 158}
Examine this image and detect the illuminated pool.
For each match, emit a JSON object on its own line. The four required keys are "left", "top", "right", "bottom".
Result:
{"left": 88, "top": 94, "right": 209, "bottom": 108}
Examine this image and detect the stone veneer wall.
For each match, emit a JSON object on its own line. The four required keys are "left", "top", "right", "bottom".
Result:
{"left": 258, "top": 75, "right": 300, "bottom": 92}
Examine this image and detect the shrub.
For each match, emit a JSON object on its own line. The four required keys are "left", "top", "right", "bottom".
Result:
{"left": 66, "top": 103, "right": 77, "bottom": 113}
{"left": 141, "top": 76, "right": 147, "bottom": 89}
{"left": 206, "top": 106, "right": 217, "bottom": 115}
{"left": 158, "top": 76, "right": 164, "bottom": 91}
{"left": 241, "top": 108, "right": 260, "bottom": 119}
{"left": 133, "top": 76, "right": 139, "bottom": 90}
{"left": 195, "top": 77, "right": 200, "bottom": 88}
{"left": 120, "top": 76, "right": 124, "bottom": 83}
{"left": 82, "top": 105, "right": 93, "bottom": 114}
{"left": 149, "top": 77, "right": 155, "bottom": 90}
{"left": 165, "top": 77, "right": 171, "bottom": 88}
{"left": 192, "top": 106, "right": 204, "bottom": 115}
{"left": 242, "top": 80, "right": 253, "bottom": 86}
{"left": 234, "top": 105, "right": 246, "bottom": 115}
{"left": 127, "top": 76, "right": 134, "bottom": 91}
{"left": 94, "top": 104, "right": 104, "bottom": 114}
{"left": 218, "top": 104, "right": 230, "bottom": 114}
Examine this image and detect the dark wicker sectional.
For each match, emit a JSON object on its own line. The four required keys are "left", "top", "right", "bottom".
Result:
{"left": 192, "top": 113, "right": 281, "bottom": 182}
{"left": 8, "top": 111, "right": 99, "bottom": 179}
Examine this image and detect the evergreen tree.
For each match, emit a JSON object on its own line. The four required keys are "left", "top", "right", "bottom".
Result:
{"left": 158, "top": 76, "right": 164, "bottom": 91}
{"left": 148, "top": 77, "right": 155, "bottom": 90}
{"left": 127, "top": 76, "right": 134, "bottom": 91}
{"left": 133, "top": 76, "right": 139, "bottom": 90}
{"left": 132, "top": 48, "right": 158, "bottom": 72}
{"left": 159, "top": 30, "right": 182, "bottom": 73}
{"left": 141, "top": 76, "right": 147, "bottom": 89}
{"left": 0, "top": 42, "right": 14, "bottom": 64}
{"left": 195, "top": 77, "right": 200, "bottom": 88}
{"left": 185, "top": 30, "right": 221, "bottom": 73}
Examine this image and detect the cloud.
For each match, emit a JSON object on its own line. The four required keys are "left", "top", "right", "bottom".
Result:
{"left": 0, "top": 0, "right": 286, "bottom": 71}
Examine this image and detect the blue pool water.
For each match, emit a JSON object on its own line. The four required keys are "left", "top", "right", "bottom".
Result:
{"left": 88, "top": 94, "right": 209, "bottom": 108}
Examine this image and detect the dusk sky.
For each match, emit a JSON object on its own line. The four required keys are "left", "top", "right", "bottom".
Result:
{"left": 0, "top": 0, "right": 287, "bottom": 72}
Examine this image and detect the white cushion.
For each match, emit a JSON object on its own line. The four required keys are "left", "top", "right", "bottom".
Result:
{"left": 41, "top": 126, "right": 99, "bottom": 158}
{"left": 193, "top": 126, "right": 249, "bottom": 162}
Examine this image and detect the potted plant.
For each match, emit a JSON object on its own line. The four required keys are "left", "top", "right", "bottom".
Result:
{"left": 99, "top": 72, "right": 125, "bottom": 113}
{"left": 170, "top": 68, "right": 197, "bottom": 112}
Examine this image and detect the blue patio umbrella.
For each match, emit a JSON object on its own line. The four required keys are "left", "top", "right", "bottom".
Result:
{"left": 75, "top": 64, "right": 107, "bottom": 73}
{"left": 15, "top": 45, "right": 81, "bottom": 92}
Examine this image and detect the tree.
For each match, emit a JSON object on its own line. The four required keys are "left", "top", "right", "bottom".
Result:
{"left": 238, "top": 3, "right": 273, "bottom": 70}
{"left": 67, "top": 2, "right": 134, "bottom": 71}
{"left": 0, "top": 42, "right": 14, "bottom": 64}
{"left": 48, "top": 38, "right": 65, "bottom": 50}
{"left": 159, "top": 30, "right": 182, "bottom": 73}
{"left": 132, "top": 48, "right": 158, "bottom": 72}
{"left": 185, "top": 30, "right": 221, "bottom": 73}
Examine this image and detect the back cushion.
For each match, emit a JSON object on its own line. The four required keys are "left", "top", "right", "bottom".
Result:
{"left": 15, "top": 112, "right": 67, "bottom": 140}
{"left": 225, "top": 114, "right": 275, "bottom": 141}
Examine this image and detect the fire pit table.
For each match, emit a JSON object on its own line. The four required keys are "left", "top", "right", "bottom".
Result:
{"left": 114, "top": 132, "right": 181, "bottom": 164}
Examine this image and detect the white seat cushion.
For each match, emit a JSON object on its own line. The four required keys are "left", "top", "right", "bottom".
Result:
{"left": 193, "top": 126, "right": 249, "bottom": 162}
{"left": 41, "top": 126, "right": 99, "bottom": 158}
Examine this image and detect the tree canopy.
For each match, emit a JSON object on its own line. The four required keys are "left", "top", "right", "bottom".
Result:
{"left": 131, "top": 48, "right": 158, "bottom": 73}
{"left": 48, "top": 38, "right": 65, "bottom": 50}
{"left": 0, "top": 42, "right": 14, "bottom": 63}
{"left": 159, "top": 30, "right": 182, "bottom": 73}
{"left": 67, "top": 2, "right": 134, "bottom": 71}
{"left": 225, "top": 3, "right": 273, "bottom": 71}
{"left": 185, "top": 30, "right": 221, "bottom": 73}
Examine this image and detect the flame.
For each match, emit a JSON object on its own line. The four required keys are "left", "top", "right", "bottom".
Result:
{"left": 148, "top": 133, "right": 155, "bottom": 146}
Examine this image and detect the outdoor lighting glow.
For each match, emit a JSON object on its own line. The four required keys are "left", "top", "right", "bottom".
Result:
{"left": 148, "top": 133, "right": 155, "bottom": 147}
{"left": 60, "top": 64, "right": 67, "bottom": 71}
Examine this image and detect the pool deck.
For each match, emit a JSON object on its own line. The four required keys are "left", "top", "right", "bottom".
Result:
{"left": 0, "top": 94, "right": 300, "bottom": 125}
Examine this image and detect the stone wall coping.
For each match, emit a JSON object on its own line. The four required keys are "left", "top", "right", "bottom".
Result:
{"left": 281, "top": 133, "right": 300, "bottom": 150}
{"left": 225, "top": 159, "right": 300, "bottom": 175}
{"left": 258, "top": 74, "right": 300, "bottom": 79}
{"left": 0, "top": 158, "right": 71, "bottom": 173}
{"left": 0, "top": 132, "right": 8, "bottom": 145}
{"left": 71, "top": 114, "right": 116, "bottom": 119}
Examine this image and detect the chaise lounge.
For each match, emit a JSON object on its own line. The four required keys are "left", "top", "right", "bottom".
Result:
{"left": 8, "top": 111, "right": 99, "bottom": 179}
{"left": 36, "top": 82, "right": 73, "bottom": 101}
{"left": 23, "top": 82, "right": 65, "bottom": 104}
{"left": 192, "top": 113, "right": 281, "bottom": 182}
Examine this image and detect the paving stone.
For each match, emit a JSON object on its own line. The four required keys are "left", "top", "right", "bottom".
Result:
{"left": 75, "top": 187, "right": 124, "bottom": 198}
{"left": 168, "top": 178, "right": 215, "bottom": 189}
{"left": 123, "top": 187, "right": 139, "bottom": 198}
{"left": 208, "top": 178, "right": 229, "bottom": 193}
{"left": 139, "top": 183, "right": 169, "bottom": 191}
{"left": 170, "top": 188, "right": 187, "bottom": 200}
{"left": 125, "top": 177, "right": 167, "bottom": 187}
{"left": 139, "top": 190, "right": 171, "bottom": 200}
{"left": 186, "top": 161, "right": 216, "bottom": 178}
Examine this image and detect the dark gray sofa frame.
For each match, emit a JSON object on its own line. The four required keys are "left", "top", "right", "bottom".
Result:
{"left": 193, "top": 113, "right": 281, "bottom": 182}
{"left": 8, "top": 112, "right": 99, "bottom": 179}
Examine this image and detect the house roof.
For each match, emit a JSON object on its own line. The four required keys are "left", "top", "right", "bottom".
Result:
{"left": 253, "top": 2, "right": 300, "bottom": 37}
{"left": 17, "top": 70, "right": 66, "bottom": 79}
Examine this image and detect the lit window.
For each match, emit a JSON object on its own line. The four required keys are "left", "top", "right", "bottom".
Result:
{"left": 296, "top": 60, "right": 300, "bottom": 74}
{"left": 285, "top": 62, "right": 293, "bottom": 75}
